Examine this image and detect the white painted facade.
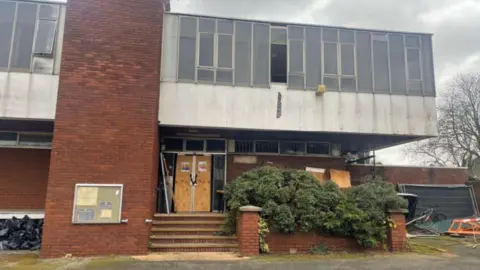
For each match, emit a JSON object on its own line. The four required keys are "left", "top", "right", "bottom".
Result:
{"left": 158, "top": 82, "right": 437, "bottom": 136}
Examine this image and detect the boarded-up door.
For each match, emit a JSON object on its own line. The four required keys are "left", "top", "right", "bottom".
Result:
{"left": 174, "top": 155, "right": 212, "bottom": 212}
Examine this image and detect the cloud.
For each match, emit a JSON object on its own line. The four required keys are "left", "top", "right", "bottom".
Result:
{"left": 170, "top": 0, "right": 480, "bottom": 165}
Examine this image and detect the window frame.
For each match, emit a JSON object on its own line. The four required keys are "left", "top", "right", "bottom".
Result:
{"left": 0, "top": 131, "right": 53, "bottom": 149}
{"left": 404, "top": 34, "right": 423, "bottom": 95}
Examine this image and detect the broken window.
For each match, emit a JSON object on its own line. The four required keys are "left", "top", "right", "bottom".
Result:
{"left": 270, "top": 27, "right": 287, "bottom": 83}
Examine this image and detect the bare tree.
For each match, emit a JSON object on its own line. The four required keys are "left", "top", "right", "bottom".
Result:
{"left": 405, "top": 73, "right": 480, "bottom": 168}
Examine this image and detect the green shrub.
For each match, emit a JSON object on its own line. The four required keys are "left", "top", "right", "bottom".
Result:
{"left": 223, "top": 166, "right": 407, "bottom": 249}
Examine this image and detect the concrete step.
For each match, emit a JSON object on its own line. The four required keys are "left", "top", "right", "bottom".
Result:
{"left": 151, "top": 227, "right": 221, "bottom": 236}
{"left": 153, "top": 213, "right": 226, "bottom": 222}
{"left": 150, "top": 243, "right": 238, "bottom": 252}
{"left": 150, "top": 235, "right": 237, "bottom": 244}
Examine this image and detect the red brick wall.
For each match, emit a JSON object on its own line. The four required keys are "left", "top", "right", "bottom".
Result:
{"left": 266, "top": 232, "right": 364, "bottom": 254}
{"left": 227, "top": 154, "right": 345, "bottom": 182}
{"left": 41, "top": 0, "right": 164, "bottom": 258}
{"left": 237, "top": 210, "right": 260, "bottom": 256}
{"left": 348, "top": 165, "right": 468, "bottom": 186}
{"left": 0, "top": 148, "right": 50, "bottom": 210}
{"left": 387, "top": 212, "right": 407, "bottom": 252}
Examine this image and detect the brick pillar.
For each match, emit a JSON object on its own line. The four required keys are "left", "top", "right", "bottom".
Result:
{"left": 237, "top": 206, "right": 262, "bottom": 257}
{"left": 387, "top": 209, "right": 408, "bottom": 252}
{"left": 40, "top": 0, "right": 166, "bottom": 258}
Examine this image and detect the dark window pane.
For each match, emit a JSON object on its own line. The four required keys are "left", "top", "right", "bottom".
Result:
{"left": 253, "top": 24, "right": 269, "bottom": 86}
{"left": 307, "top": 142, "right": 330, "bottom": 155}
{"left": 339, "top": 30, "right": 354, "bottom": 43}
{"left": 216, "top": 69, "right": 233, "bottom": 84}
{"left": 289, "top": 39, "right": 303, "bottom": 73}
{"left": 341, "top": 44, "right": 354, "bottom": 76}
{"left": 280, "top": 141, "right": 305, "bottom": 155}
{"left": 178, "top": 17, "right": 197, "bottom": 80}
{"left": 217, "top": 20, "right": 233, "bottom": 34}
{"left": 271, "top": 28, "right": 286, "bottom": 45}
{"left": 373, "top": 39, "right": 390, "bottom": 93}
{"left": 39, "top": 4, "right": 59, "bottom": 20}
{"left": 288, "top": 26, "right": 304, "bottom": 40}
{"left": 11, "top": 3, "right": 37, "bottom": 69}
{"left": 356, "top": 32, "right": 373, "bottom": 92}
{"left": 234, "top": 21, "right": 251, "bottom": 86}
{"left": 389, "top": 34, "right": 406, "bottom": 94}
{"left": 185, "top": 139, "right": 204, "bottom": 151}
{"left": 0, "top": 1, "right": 16, "bottom": 68}
{"left": 199, "top": 33, "right": 214, "bottom": 67}
{"left": 197, "top": 68, "right": 214, "bottom": 83}
{"left": 271, "top": 44, "right": 287, "bottom": 83}
{"left": 341, "top": 78, "right": 356, "bottom": 91}
{"left": 324, "top": 42, "right": 337, "bottom": 74}
{"left": 323, "top": 28, "right": 338, "bottom": 42}
{"left": 217, "top": 34, "right": 232, "bottom": 68}
{"left": 199, "top": 18, "right": 215, "bottom": 32}
{"left": 255, "top": 141, "right": 278, "bottom": 153}
{"left": 206, "top": 140, "right": 226, "bottom": 152}
{"left": 235, "top": 140, "right": 254, "bottom": 153}
{"left": 305, "top": 27, "right": 322, "bottom": 90}
{"left": 18, "top": 133, "right": 53, "bottom": 147}
{"left": 324, "top": 76, "right": 338, "bottom": 90}
{"left": 164, "top": 138, "right": 183, "bottom": 151}
{"left": 288, "top": 74, "right": 304, "bottom": 89}
{"left": 212, "top": 155, "right": 226, "bottom": 211}
{"left": 405, "top": 35, "right": 420, "bottom": 48}
{"left": 0, "top": 132, "right": 17, "bottom": 146}
{"left": 407, "top": 48, "right": 421, "bottom": 80}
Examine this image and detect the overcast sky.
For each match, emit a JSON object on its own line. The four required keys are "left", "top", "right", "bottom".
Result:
{"left": 170, "top": 0, "right": 480, "bottom": 165}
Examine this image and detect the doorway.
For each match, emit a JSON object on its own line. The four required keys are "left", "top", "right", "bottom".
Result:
{"left": 174, "top": 154, "right": 212, "bottom": 212}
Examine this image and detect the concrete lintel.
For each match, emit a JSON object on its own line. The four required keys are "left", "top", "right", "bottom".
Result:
{"left": 239, "top": 205, "right": 262, "bottom": 212}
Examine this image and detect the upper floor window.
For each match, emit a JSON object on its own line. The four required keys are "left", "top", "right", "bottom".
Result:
{"left": 0, "top": 0, "right": 60, "bottom": 74}
{"left": 168, "top": 14, "right": 435, "bottom": 96}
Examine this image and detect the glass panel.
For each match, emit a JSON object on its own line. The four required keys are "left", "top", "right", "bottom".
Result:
{"left": 306, "top": 142, "right": 329, "bottom": 155}
{"left": 34, "top": 20, "right": 57, "bottom": 54}
{"left": 185, "top": 139, "right": 204, "bottom": 151}
{"left": 255, "top": 141, "right": 278, "bottom": 153}
{"left": 323, "top": 28, "right": 338, "bottom": 42}
{"left": 372, "top": 33, "right": 388, "bottom": 41}
{"left": 217, "top": 20, "right": 233, "bottom": 34}
{"left": 216, "top": 69, "right": 233, "bottom": 84}
{"left": 0, "top": 1, "right": 16, "bottom": 68}
{"left": 324, "top": 42, "right": 337, "bottom": 74}
{"left": 288, "top": 26, "right": 304, "bottom": 39}
{"left": 164, "top": 138, "right": 183, "bottom": 151}
{"left": 407, "top": 48, "right": 421, "bottom": 80}
{"left": 235, "top": 140, "right": 254, "bottom": 152}
{"left": 288, "top": 74, "right": 304, "bottom": 89}
{"left": 217, "top": 34, "right": 232, "bottom": 68}
{"left": 340, "top": 44, "right": 354, "bottom": 76}
{"left": 356, "top": 32, "right": 373, "bottom": 92}
{"left": 11, "top": 3, "right": 37, "bottom": 70}
{"left": 373, "top": 39, "right": 390, "bottom": 93}
{"left": 341, "top": 78, "right": 356, "bottom": 91}
{"left": 271, "top": 43, "right": 287, "bottom": 83}
{"left": 199, "top": 18, "right": 215, "bottom": 32}
{"left": 408, "top": 80, "right": 423, "bottom": 94}
{"left": 389, "top": 34, "right": 406, "bottom": 94}
{"left": 289, "top": 39, "right": 303, "bottom": 73}
{"left": 206, "top": 140, "right": 226, "bottom": 152}
{"left": 212, "top": 155, "right": 226, "bottom": 211}
{"left": 305, "top": 27, "right": 322, "bottom": 90}
{"left": 253, "top": 24, "right": 269, "bottom": 86}
{"left": 405, "top": 35, "right": 420, "bottom": 48}
{"left": 324, "top": 76, "right": 338, "bottom": 90}
{"left": 280, "top": 141, "right": 305, "bottom": 155}
{"left": 18, "top": 133, "right": 53, "bottom": 147}
{"left": 178, "top": 17, "right": 197, "bottom": 80}
{"left": 197, "top": 68, "right": 214, "bottom": 83}
{"left": 199, "top": 33, "right": 214, "bottom": 67}
{"left": 39, "top": 4, "right": 59, "bottom": 20}
{"left": 234, "top": 21, "right": 251, "bottom": 86}
{"left": 421, "top": 35, "right": 435, "bottom": 96}
{"left": 271, "top": 28, "right": 286, "bottom": 45}
{"left": 339, "top": 30, "right": 354, "bottom": 43}
{"left": 0, "top": 132, "right": 17, "bottom": 146}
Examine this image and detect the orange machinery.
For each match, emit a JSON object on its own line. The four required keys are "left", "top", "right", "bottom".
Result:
{"left": 447, "top": 217, "right": 480, "bottom": 235}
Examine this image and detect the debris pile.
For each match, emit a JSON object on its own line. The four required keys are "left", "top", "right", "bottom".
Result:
{"left": 0, "top": 216, "right": 43, "bottom": 251}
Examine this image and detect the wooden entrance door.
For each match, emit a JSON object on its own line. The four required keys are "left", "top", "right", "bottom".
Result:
{"left": 174, "top": 155, "right": 194, "bottom": 212}
{"left": 174, "top": 155, "right": 212, "bottom": 212}
{"left": 194, "top": 155, "right": 211, "bottom": 212}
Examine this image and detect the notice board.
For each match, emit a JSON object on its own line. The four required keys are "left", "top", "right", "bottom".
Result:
{"left": 72, "top": 184, "right": 123, "bottom": 224}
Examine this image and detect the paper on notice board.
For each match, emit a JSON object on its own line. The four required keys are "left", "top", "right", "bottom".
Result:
{"left": 99, "top": 209, "right": 113, "bottom": 218}
{"left": 76, "top": 187, "right": 99, "bottom": 206}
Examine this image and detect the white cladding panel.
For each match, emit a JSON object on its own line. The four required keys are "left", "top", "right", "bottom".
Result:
{"left": 158, "top": 82, "right": 438, "bottom": 136}
{"left": 0, "top": 72, "right": 58, "bottom": 120}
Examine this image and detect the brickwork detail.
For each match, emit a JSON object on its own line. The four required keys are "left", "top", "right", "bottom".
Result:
{"left": 0, "top": 148, "right": 50, "bottom": 209}
{"left": 40, "top": 0, "right": 165, "bottom": 258}
{"left": 237, "top": 210, "right": 260, "bottom": 256}
{"left": 387, "top": 212, "right": 407, "bottom": 252}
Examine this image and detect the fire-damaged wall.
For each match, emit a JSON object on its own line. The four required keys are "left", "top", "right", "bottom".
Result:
{"left": 0, "top": 148, "right": 50, "bottom": 210}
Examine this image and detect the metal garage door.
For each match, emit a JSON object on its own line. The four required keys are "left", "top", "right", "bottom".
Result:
{"left": 398, "top": 184, "right": 479, "bottom": 219}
